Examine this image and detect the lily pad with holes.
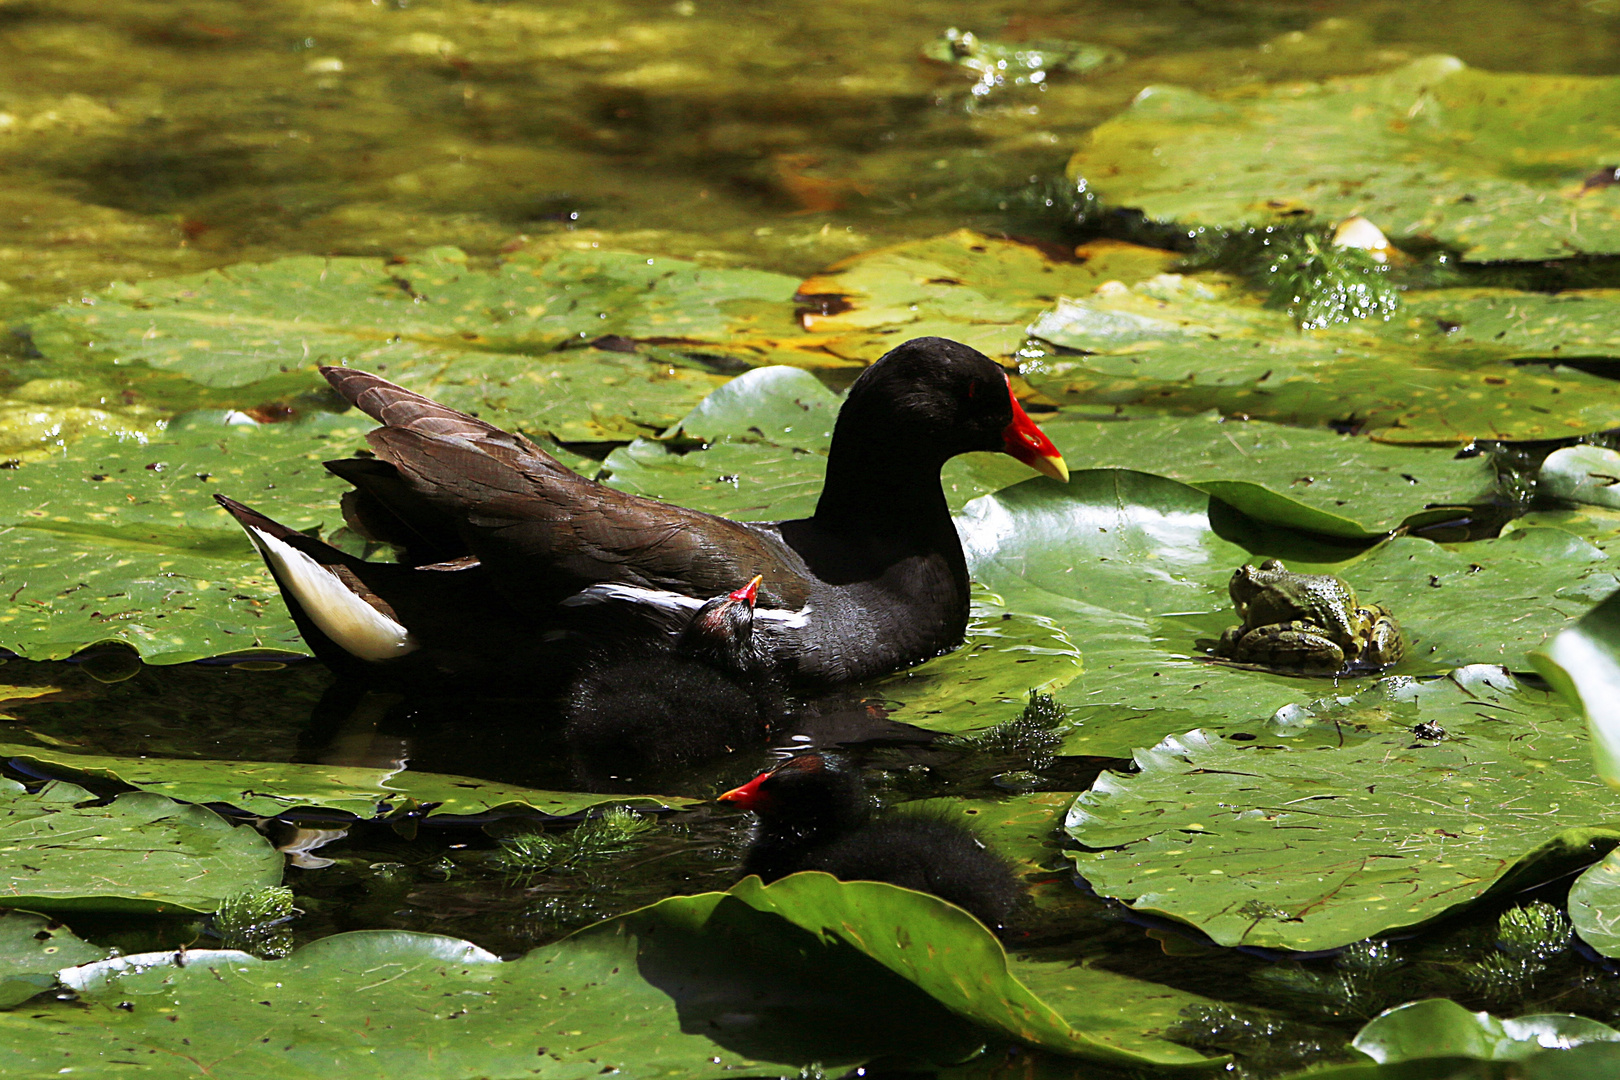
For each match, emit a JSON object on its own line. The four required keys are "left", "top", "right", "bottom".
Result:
{"left": 1067, "top": 56, "right": 1620, "bottom": 261}
{"left": 1065, "top": 667, "right": 1620, "bottom": 951}
{"left": 0, "top": 742, "right": 695, "bottom": 819}
{"left": 0, "top": 778, "right": 282, "bottom": 914}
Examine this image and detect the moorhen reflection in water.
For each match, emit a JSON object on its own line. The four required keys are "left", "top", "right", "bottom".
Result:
{"left": 216, "top": 337, "right": 1068, "bottom": 690}
{"left": 719, "top": 753, "right": 1025, "bottom": 933}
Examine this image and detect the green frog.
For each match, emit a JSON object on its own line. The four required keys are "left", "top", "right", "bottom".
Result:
{"left": 1212, "top": 559, "right": 1404, "bottom": 674}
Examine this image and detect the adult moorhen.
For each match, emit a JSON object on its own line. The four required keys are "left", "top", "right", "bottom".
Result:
{"left": 564, "top": 575, "right": 783, "bottom": 770}
{"left": 217, "top": 336, "right": 1068, "bottom": 687}
{"left": 719, "top": 752, "right": 1025, "bottom": 932}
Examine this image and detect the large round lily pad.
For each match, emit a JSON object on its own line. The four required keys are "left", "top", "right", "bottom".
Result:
{"left": 1027, "top": 275, "right": 1620, "bottom": 443}
{"left": 0, "top": 875, "right": 1225, "bottom": 1075}
{"left": 0, "top": 778, "right": 282, "bottom": 915}
{"left": 1065, "top": 668, "right": 1620, "bottom": 951}
{"left": 1067, "top": 56, "right": 1620, "bottom": 261}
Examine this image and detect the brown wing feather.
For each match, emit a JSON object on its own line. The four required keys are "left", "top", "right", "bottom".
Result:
{"left": 323, "top": 367, "right": 811, "bottom": 607}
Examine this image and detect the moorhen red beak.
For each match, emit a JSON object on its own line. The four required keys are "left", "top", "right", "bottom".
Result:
{"left": 1001, "top": 377, "right": 1069, "bottom": 483}
{"left": 218, "top": 336, "right": 1067, "bottom": 687}
{"left": 719, "top": 753, "right": 1025, "bottom": 933}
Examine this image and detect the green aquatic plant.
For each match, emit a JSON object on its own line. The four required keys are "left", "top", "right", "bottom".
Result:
{"left": 939, "top": 690, "right": 1067, "bottom": 770}
{"left": 493, "top": 808, "right": 660, "bottom": 877}
{"left": 1265, "top": 231, "right": 1401, "bottom": 329}
{"left": 212, "top": 885, "right": 296, "bottom": 959}
{"left": 1496, "top": 901, "right": 1573, "bottom": 961}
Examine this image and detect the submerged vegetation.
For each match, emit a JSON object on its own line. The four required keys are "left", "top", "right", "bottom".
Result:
{"left": 5, "top": 0, "right": 1620, "bottom": 1076}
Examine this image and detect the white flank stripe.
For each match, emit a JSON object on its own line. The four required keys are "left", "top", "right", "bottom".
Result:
{"left": 249, "top": 528, "right": 417, "bottom": 661}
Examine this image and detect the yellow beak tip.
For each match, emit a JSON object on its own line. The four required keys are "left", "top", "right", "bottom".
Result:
{"left": 1039, "top": 454, "right": 1070, "bottom": 483}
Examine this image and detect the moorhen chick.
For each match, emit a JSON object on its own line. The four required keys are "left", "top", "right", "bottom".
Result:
{"left": 564, "top": 575, "right": 783, "bottom": 770}
{"left": 719, "top": 753, "right": 1025, "bottom": 933}
{"left": 217, "top": 336, "right": 1068, "bottom": 687}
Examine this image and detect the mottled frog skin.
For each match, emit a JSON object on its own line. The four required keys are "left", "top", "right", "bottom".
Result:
{"left": 1213, "top": 559, "right": 1404, "bottom": 673}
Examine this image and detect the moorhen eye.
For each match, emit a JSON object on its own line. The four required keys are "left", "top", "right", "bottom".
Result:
{"left": 718, "top": 753, "right": 1026, "bottom": 934}
{"left": 216, "top": 337, "right": 1068, "bottom": 689}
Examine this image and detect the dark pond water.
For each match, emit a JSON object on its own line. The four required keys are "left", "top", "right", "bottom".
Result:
{"left": 7, "top": 1, "right": 1620, "bottom": 1075}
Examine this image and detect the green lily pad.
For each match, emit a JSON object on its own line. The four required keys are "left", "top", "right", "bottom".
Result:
{"left": 364, "top": 342, "right": 734, "bottom": 444}
{"left": 1503, "top": 506, "right": 1620, "bottom": 544}
{"left": 603, "top": 437, "right": 828, "bottom": 522}
{"left": 1026, "top": 275, "right": 1620, "bottom": 443}
{"left": 0, "top": 910, "right": 105, "bottom": 1009}
{"left": 0, "top": 743, "right": 694, "bottom": 819}
{"left": 1065, "top": 668, "right": 1619, "bottom": 951}
{"left": 1569, "top": 848, "right": 1620, "bottom": 959}
{"left": 31, "top": 246, "right": 808, "bottom": 389}
{"left": 1067, "top": 56, "right": 1620, "bottom": 261}
{"left": 1529, "top": 584, "right": 1620, "bottom": 787}
{"left": 957, "top": 473, "right": 1619, "bottom": 757}
{"left": 1352, "top": 999, "right": 1620, "bottom": 1063}
{"left": 797, "top": 230, "right": 1179, "bottom": 363}
{"left": 0, "top": 777, "right": 282, "bottom": 915}
{"left": 0, "top": 411, "right": 369, "bottom": 663}
{"left": 717, "top": 873, "right": 1220, "bottom": 1066}
{"left": 664, "top": 364, "right": 840, "bottom": 446}
{"left": 862, "top": 595, "right": 1082, "bottom": 735}
{"left": 1540, "top": 446, "right": 1620, "bottom": 510}
{"left": 1037, "top": 412, "right": 1496, "bottom": 537}
{"left": 1, "top": 876, "right": 1223, "bottom": 1075}
{"left": 1289, "top": 1044, "right": 1620, "bottom": 1080}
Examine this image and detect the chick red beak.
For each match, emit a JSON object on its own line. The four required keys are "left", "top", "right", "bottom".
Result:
{"left": 1001, "top": 375, "right": 1068, "bottom": 482}
{"left": 728, "top": 575, "right": 762, "bottom": 607}
{"left": 717, "top": 769, "right": 772, "bottom": 810}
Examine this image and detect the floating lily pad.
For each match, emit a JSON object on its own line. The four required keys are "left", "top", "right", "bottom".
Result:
{"left": 1026, "top": 276, "right": 1620, "bottom": 443}
{"left": 1569, "top": 848, "right": 1620, "bottom": 959}
{"left": 862, "top": 596, "right": 1081, "bottom": 735}
{"left": 1540, "top": 446, "right": 1620, "bottom": 510}
{"left": 957, "top": 472, "right": 1619, "bottom": 756}
{"left": 1068, "top": 56, "right": 1620, "bottom": 261}
{"left": 1037, "top": 412, "right": 1495, "bottom": 537}
{"left": 0, "top": 875, "right": 1223, "bottom": 1075}
{"left": 0, "top": 778, "right": 282, "bottom": 915}
{"left": 1351, "top": 999, "right": 1620, "bottom": 1064}
{"left": 712, "top": 873, "right": 1220, "bottom": 1065}
{"left": 1530, "top": 583, "right": 1620, "bottom": 787}
{"left": 0, "top": 411, "right": 369, "bottom": 663}
{"left": 1065, "top": 668, "right": 1617, "bottom": 951}
{"left": 0, "top": 743, "right": 694, "bottom": 819}
{"left": 0, "top": 910, "right": 105, "bottom": 1009}
{"left": 30, "top": 247, "right": 808, "bottom": 389}
{"left": 797, "top": 231, "right": 1179, "bottom": 363}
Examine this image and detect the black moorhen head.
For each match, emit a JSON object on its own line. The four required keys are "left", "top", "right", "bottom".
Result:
{"left": 216, "top": 336, "right": 1068, "bottom": 688}
{"left": 719, "top": 753, "right": 1025, "bottom": 933}
{"left": 564, "top": 576, "right": 781, "bottom": 771}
